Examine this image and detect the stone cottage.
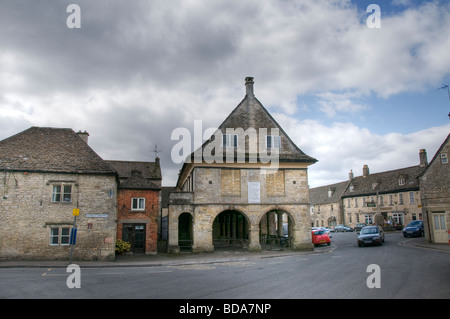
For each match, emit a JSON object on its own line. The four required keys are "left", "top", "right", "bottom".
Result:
{"left": 419, "top": 133, "right": 450, "bottom": 243}
{"left": 168, "top": 77, "right": 318, "bottom": 253}
{"left": 0, "top": 127, "right": 118, "bottom": 260}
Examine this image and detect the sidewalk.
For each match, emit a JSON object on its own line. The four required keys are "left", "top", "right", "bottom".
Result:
{"left": 0, "top": 237, "right": 448, "bottom": 269}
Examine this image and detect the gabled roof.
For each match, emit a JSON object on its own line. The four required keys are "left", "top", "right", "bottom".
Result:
{"left": 419, "top": 133, "right": 450, "bottom": 178}
{"left": 118, "top": 170, "right": 161, "bottom": 190}
{"left": 0, "top": 127, "right": 116, "bottom": 175}
{"left": 342, "top": 165, "right": 425, "bottom": 198}
{"left": 310, "top": 180, "right": 350, "bottom": 205}
{"left": 188, "top": 77, "right": 317, "bottom": 164}
{"left": 106, "top": 160, "right": 162, "bottom": 180}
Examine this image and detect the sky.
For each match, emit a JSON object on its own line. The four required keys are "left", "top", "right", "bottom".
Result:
{"left": 0, "top": 0, "right": 449, "bottom": 188}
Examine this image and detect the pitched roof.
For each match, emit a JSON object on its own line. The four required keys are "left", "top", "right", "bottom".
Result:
{"left": 310, "top": 180, "right": 350, "bottom": 205}
{"left": 0, "top": 127, "right": 116, "bottom": 175}
{"left": 106, "top": 160, "right": 161, "bottom": 180}
{"left": 342, "top": 165, "right": 425, "bottom": 198}
{"left": 189, "top": 77, "right": 317, "bottom": 164}
{"left": 118, "top": 170, "right": 161, "bottom": 190}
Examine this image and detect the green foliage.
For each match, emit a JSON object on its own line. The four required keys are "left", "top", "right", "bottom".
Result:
{"left": 115, "top": 239, "right": 131, "bottom": 255}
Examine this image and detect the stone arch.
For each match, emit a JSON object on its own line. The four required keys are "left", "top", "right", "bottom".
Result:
{"left": 212, "top": 209, "right": 250, "bottom": 250}
{"left": 259, "top": 208, "right": 295, "bottom": 248}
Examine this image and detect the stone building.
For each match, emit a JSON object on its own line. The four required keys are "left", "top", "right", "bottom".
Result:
{"left": 0, "top": 127, "right": 118, "bottom": 260}
{"left": 107, "top": 160, "right": 161, "bottom": 254}
{"left": 309, "top": 180, "right": 349, "bottom": 228}
{"left": 168, "top": 77, "right": 317, "bottom": 253}
{"left": 419, "top": 133, "right": 450, "bottom": 243}
{"left": 310, "top": 150, "right": 428, "bottom": 229}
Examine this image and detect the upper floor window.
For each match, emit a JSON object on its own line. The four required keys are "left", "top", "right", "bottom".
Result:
{"left": 266, "top": 135, "right": 281, "bottom": 149}
{"left": 223, "top": 134, "right": 238, "bottom": 147}
{"left": 398, "top": 177, "right": 405, "bottom": 186}
{"left": 399, "top": 193, "right": 404, "bottom": 205}
{"left": 52, "top": 184, "right": 72, "bottom": 203}
{"left": 409, "top": 191, "right": 415, "bottom": 204}
{"left": 441, "top": 153, "right": 448, "bottom": 164}
{"left": 131, "top": 198, "right": 145, "bottom": 210}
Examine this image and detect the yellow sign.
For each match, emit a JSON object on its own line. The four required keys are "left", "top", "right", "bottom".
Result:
{"left": 73, "top": 208, "right": 80, "bottom": 216}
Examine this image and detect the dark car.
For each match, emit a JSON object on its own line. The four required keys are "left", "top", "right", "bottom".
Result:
{"left": 354, "top": 223, "right": 367, "bottom": 232}
{"left": 334, "top": 224, "right": 354, "bottom": 232}
{"left": 357, "top": 225, "right": 385, "bottom": 247}
{"left": 403, "top": 220, "right": 424, "bottom": 238}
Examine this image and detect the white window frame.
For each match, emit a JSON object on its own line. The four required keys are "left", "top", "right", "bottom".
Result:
{"left": 223, "top": 134, "right": 238, "bottom": 148}
{"left": 50, "top": 227, "right": 70, "bottom": 246}
{"left": 266, "top": 135, "right": 281, "bottom": 149}
{"left": 441, "top": 153, "right": 448, "bottom": 164}
{"left": 131, "top": 197, "right": 145, "bottom": 211}
{"left": 409, "top": 191, "right": 415, "bottom": 204}
{"left": 51, "top": 184, "right": 72, "bottom": 203}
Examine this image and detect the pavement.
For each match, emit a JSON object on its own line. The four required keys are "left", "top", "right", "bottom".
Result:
{"left": 0, "top": 236, "right": 448, "bottom": 269}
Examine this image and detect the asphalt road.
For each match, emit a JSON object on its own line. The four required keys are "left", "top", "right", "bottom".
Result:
{"left": 1, "top": 231, "right": 449, "bottom": 299}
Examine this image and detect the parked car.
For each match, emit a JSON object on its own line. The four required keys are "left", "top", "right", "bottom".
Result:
{"left": 312, "top": 227, "right": 333, "bottom": 238}
{"left": 334, "top": 224, "right": 354, "bottom": 232}
{"left": 312, "top": 229, "right": 331, "bottom": 246}
{"left": 403, "top": 220, "right": 424, "bottom": 238}
{"left": 357, "top": 225, "right": 385, "bottom": 247}
{"left": 354, "top": 223, "right": 367, "bottom": 232}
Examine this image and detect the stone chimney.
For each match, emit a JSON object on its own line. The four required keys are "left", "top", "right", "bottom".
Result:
{"left": 363, "top": 164, "right": 369, "bottom": 178}
{"left": 245, "top": 77, "right": 254, "bottom": 98}
{"left": 77, "top": 130, "right": 89, "bottom": 144}
{"left": 348, "top": 169, "right": 354, "bottom": 180}
{"left": 419, "top": 149, "right": 428, "bottom": 167}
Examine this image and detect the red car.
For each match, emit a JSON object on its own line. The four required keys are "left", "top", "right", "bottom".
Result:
{"left": 312, "top": 229, "right": 331, "bottom": 246}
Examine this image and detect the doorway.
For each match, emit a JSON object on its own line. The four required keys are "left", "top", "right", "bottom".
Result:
{"left": 431, "top": 212, "right": 448, "bottom": 243}
{"left": 122, "top": 223, "right": 146, "bottom": 253}
{"left": 178, "top": 213, "right": 193, "bottom": 250}
{"left": 212, "top": 210, "right": 248, "bottom": 250}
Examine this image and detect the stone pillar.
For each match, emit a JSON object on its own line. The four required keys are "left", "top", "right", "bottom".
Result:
{"left": 248, "top": 226, "right": 261, "bottom": 252}
{"left": 168, "top": 210, "right": 179, "bottom": 253}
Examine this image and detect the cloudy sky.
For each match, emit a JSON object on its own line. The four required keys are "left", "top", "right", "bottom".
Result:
{"left": 1, "top": 0, "right": 449, "bottom": 187}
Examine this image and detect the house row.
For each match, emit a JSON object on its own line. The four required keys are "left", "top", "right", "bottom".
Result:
{"left": 310, "top": 134, "right": 450, "bottom": 244}
{"left": 0, "top": 127, "right": 161, "bottom": 260}
{"left": 1, "top": 77, "right": 448, "bottom": 261}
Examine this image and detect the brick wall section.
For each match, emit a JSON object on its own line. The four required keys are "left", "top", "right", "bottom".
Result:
{"left": 116, "top": 188, "right": 159, "bottom": 254}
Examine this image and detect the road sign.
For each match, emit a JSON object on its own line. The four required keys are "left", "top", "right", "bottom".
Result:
{"left": 73, "top": 208, "right": 80, "bottom": 216}
{"left": 70, "top": 228, "right": 77, "bottom": 245}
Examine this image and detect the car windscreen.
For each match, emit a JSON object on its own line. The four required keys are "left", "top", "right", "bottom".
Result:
{"left": 360, "top": 228, "right": 377, "bottom": 234}
{"left": 314, "top": 231, "right": 324, "bottom": 235}
{"left": 407, "top": 221, "right": 422, "bottom": 227}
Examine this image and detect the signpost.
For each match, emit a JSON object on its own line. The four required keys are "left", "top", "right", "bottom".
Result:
{"left": 69, "top": 208, "right": 79, "bottom": 264}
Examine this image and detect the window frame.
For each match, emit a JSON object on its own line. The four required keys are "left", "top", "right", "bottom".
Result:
{"left": 131, "top": 197, "right": 146, "bottom": 211}
{"left": 223, "top": 134, "right": 238, "bottom": 148}
{"left": 266, "top": 135, "right": 281, "bottom": 149}
{"left": 50, "top": 227, "right": 71, "bottom": 246}
{"left": 51, "top": 184, "right": 72, "bottom": 203}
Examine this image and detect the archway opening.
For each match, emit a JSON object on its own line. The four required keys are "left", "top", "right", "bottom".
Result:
{"left": 212, "top": 210, "right": 249, "bottom": 250}
{"left": 260, "top": 210, "right": 293, "bottom": 249}
{"left": 178, "top": 212, "right": 193, "bottom": 251}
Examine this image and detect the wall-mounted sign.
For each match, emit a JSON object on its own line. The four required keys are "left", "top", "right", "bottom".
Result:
{"left": 248, "top": 182, "right": 260, "bottom": 203}
{"left": 85, "top": 214, "right": 108, "bottom": 218}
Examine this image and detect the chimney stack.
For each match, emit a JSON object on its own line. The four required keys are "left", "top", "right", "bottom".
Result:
{"left": 348, "top": 169, "right": 354, "bottom": 180}
{"left": 419, "top": 149, "right": 428, "bottom": 167}
{"left": 245, "top": 77, "right": 254, "bottom": 98}
{"left": 77, "top": 130, "right": 89, "bottom": 144}
{"left": 363, "top": 164, "right": 369, "bottom": 177}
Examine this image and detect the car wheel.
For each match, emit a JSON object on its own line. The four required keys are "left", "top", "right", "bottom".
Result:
{"left": 327, "top": 242, "right": 330, "bottom": 246}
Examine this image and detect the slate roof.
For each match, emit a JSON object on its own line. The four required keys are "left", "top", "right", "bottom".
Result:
{"left": 342, "top": 165, "right": 426, "bottom": 198}
{"left": 188, "top": 77, "right": 317, "bottom": 164}
{"left": 310, "top": 180, "right": 350, "bottom": 205}
{"left": 106, "top": 160, "right": 162, "bottom": 190}
{"left": 0, "top": 127, "right": 116, "bottom": 175}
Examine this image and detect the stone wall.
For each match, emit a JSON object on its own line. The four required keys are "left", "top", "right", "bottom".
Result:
{"left": 0, "top": 171, "right": 117, "bottom": 260}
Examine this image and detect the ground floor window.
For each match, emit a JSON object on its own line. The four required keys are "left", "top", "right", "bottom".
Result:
{"left": 364, "top": 214, "right": 373, "bottom": 224}
{"left": 50, "top": 227, "right": 70, "bottom": 245}
{"left": 392, "top": 213, "right": 404, "bottom": 225}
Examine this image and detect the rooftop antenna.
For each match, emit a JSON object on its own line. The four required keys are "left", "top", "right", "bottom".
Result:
{"left": 153, "top": 145, "right": 161, "bottom": 159}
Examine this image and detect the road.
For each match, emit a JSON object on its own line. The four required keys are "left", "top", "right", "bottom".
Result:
{"left": 1, "top": 231, "right": 449, "bottom": 299}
